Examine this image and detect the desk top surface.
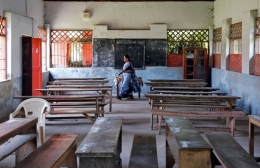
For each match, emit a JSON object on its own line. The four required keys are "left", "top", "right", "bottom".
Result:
{"left": 46, "top": 85, "right": 112, "bottom": 88}
{"left": 152, "top": 90, "right": 228, "bottom": 95}
{"left": 145, "top": 94, "right": 241, "bottom": 100}
{"left": 36, "top": 88, "right": 112, "bottom": 91}
{"left": 76, "top": 117, "right": 122, "bottom": 156}
{"left": 152, "top": 87, "right": 219, "bottom": 91}
{"left": 53, "top": 79, "right": 109, "bottom": 83}
{"left": 14, "top": 94, "right": 105, "bottom": 99}
{"left": 166, "top": 117, "right": 211, "bottom": 149}
{"left": 0, "top": 118, "right": 38, "bottom": 144}
{"left": 147, "top": 79, "right": 204, "bottom": 82}
{"left": 54, "top": 77, "right": 107, "bottom": 80}
{"left": 145, "top": 82, "right": 208, "bottom": 87}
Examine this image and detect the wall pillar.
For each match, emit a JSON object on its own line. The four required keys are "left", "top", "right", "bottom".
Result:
{"left": 209, "top": 25, "right": 215, "bottom": 67}
{"left": 221, "top": 18, "right": 232, "bottom": 70}
{"left": 45, "top": 24, "right": 51, "bottom": 70}
{"left": 242, "top": 10, "right": 257, "bottom": 74}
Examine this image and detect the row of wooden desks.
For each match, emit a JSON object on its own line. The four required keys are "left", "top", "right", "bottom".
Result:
{"left": 35, "top": 86, "right": 113, "bottom": 112}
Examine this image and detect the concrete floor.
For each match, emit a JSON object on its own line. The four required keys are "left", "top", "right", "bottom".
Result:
{"left": 1, "top": 94, "right": 260, "bottom": 168}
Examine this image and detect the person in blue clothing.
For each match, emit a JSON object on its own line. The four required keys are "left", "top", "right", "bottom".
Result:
{"left": 117, "top": 55, "right": 140, "bottom": 100}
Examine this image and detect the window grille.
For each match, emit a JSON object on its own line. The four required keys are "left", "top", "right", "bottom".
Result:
{"left": 213, "top": 28, "right": 222, "bottom": 54}
{"left": 230, "top": 22, "right": 242, "bottom": 39}
{"left": 167, "top": 29, "right": 209, "bottom": 54}
{"left": 255, "top": 17, "right": 260, "bottom": 36}
{"left": 38, "top": 28, "right": 47, "bottom": 72}
{"left": 0, "top": 17, "right": 6, "bottom": 80}
{"left": 51, "top": 30, "right": 92, "bottom": 68}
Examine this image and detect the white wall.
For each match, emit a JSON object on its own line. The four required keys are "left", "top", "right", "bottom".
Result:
{"left": 44, "top": 2, "right": 214, "bottom": 30}
{"left": 214, "top": 0, "right": 260, "bottom": 28}
{"left": 0, "top": 0, "right": 44, "bottom": 79}
{"left": 1, "top": 0, "right": 44, "bottom": 27}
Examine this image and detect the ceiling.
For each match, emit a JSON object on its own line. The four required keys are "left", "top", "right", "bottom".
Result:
{"left": 43, "top": 0, "right": 214, "bottom": 1}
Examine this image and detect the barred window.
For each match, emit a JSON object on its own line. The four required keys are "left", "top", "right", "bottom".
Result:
{"left": 0, "top": 17, "right": 6, "bottom": 80}
{"left": 213, "top": 28, "right": 222, "bottom": 54}
{"left": 51, "top": 30, "right": 92, "bottom": 68}
{"left": 167, "top": 29, "right": 209, "bottom": 54}
{"left": 230, "top": 22, "right": 242, "bottom": 54}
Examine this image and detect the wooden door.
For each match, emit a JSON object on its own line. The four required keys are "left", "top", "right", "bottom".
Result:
{"left": 22, "top": 37, "right": 32, "bottom": 96}
{"left": 22, "top": 37, "right": 42, "bottom": 96}
{"left": 32, "top": 38, "right": 42, "bottom": 96}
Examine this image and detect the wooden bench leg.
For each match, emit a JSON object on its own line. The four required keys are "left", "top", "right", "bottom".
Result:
{"left": 60, "top": 143, "right": 77, "bottom": 168}
{"left": 158, "top": 115, "right": 163, "bottom": 135}
{"left": 150, "top": 114, "right": 154, "bottom": 130}
{"left": 115, "top": 128, "right": 122, "bottom": 168}
{"left": 166, "top": 140, "right": 175, "bottom": 168}
{"left": 249, "top": 121, "right": 255, "bottom": 157}
{"left": 229, "top": 117, "right": 235, "bottom": 137}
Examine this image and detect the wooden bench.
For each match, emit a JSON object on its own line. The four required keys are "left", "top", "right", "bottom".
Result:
{"left": 0, "top": 118, "right": 38, "bottom": 164}
{"left": 48, "top": 101, "right": 108, "bottom": 122}
{"left": 151, "top": 109, "right": 246, "bottom": 136}
{"left": 76, "top": 117, "right": 122, "bottom": 168}
{"left": 205, "top": 132, "right": 260, "bottom": 168}
{"left": 166, "top": 117, "right": 212, "bottom": 168}
{"left": 14, "top": 133, "right": 79, "bottom": 168}
{"left": 129, "top": 134, "right": 158, "bottom": 168}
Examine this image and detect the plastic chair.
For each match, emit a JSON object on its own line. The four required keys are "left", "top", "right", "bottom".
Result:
{"left": 9, "top": 98, "right": 51, "bottom": 145}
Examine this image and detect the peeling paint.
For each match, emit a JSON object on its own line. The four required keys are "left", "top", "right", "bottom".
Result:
{"left": 212, "top": 68, "right": 260, "bottom": 115}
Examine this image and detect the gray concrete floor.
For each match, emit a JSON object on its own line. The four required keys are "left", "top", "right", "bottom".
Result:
{"left": 1, "top": 94, "right": 260, "bottom": 168}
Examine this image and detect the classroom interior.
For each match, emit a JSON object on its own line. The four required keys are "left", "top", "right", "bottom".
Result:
{"left": 1, "top": 0, "right": 260, "bottom": 167}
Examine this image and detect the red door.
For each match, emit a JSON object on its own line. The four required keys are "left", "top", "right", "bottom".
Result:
{"left": 82, "top": 43, "right": 92, "bottom": 66}
{"left": 32, "top": 38, "right": 42, "bottom": 96}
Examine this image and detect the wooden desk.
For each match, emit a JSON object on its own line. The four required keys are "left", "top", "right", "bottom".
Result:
{"left": 152, "top": 86, "right": 219, "bottom": 92}
{"left": 36, "top": 87, "right": 112, "bottom": 112}
{"left": 152, "top": 90, "right": 228, "bottom": 95}
{"left": 145, "top": 94, "right": 240, "bottom": 110}
{"left": 145, "top": 81, "right": 208, "bottom": 88}
{"left": 52, "top": 79, "right": 109, "bottom": 85}
{"left": 0, "top": 118, "right": 37, "bottom": 163}
{"left": 148, "top": 79, "right": 204, "bottom": 82}
{"left": 54, "top": 77, "right": 107, "bottom": 80}
{"left": 166, "top": 117, "right": 212, "bottom": 168}
{"left": 13, "top": 95, "right": 105, "bottom": 122}
{"left": 76, "top": 117, "right": 122, "bottom": 168}
{"left": 249, "top": 115, "right": 260, "bottom": 157}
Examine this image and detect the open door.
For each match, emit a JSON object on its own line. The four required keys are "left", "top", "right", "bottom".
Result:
{"left": 22, "top": 37, "right": 42, "bottom": 96}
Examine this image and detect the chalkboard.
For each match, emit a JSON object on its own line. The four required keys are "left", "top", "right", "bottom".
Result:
{"left": 93, "top": 38, "right": 115, "bottom": 67}
{"left": 145, "top": 39, "right": 166, "bottom": 66}
{"left": 115, "top": 39, "right": 145, "bottom": 69}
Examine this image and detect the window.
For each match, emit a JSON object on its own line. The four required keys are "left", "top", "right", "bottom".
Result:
{"left": 229, "top": 22, "right": 242, "bottom": 72}
{"left": 38, "top": 28, "right": 47, "bottom": 72}
{"left": 213, "top": 28, "right": 222, "bottom": 68}
{"left": 0, "top": 17, "right": 6, "bottom": 80}
{"left": 51, "top": 30, "right": 93, "bottom": 68}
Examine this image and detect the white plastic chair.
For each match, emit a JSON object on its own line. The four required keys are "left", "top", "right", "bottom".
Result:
{"left": 9, "top": 98, "right": 51, "bottom": 145}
